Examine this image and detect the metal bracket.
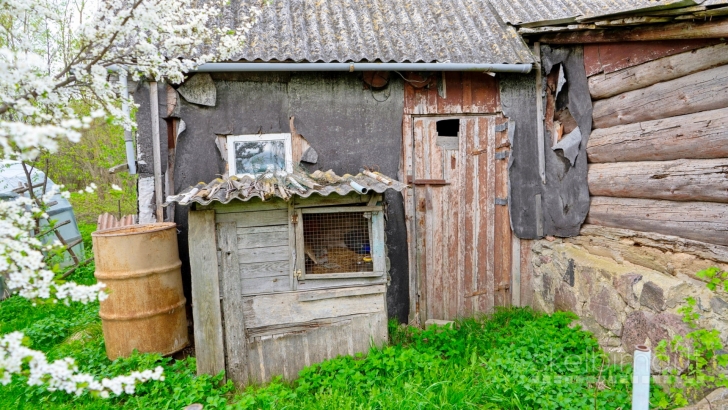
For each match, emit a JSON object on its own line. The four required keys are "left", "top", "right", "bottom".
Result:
{"left": 495, "top": 197, "right": 508, "bottom": 206}
{"left": 495, "top": 122, "right": 508, "bottom": 132}
{"left": 495, "top": 151, "right": 509, "bottom": 160}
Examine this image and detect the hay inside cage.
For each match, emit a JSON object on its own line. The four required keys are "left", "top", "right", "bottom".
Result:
{"left": 303, "top": 211, "right": 374, "bottom": 275}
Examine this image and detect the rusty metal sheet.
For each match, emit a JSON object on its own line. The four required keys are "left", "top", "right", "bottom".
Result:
{"left": 97, "top": 213, "right": 136, "bottom": 231}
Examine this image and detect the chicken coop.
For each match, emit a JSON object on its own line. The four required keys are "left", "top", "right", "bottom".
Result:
{"left": 167, "top": 169, "right": 406, "bottom": 386}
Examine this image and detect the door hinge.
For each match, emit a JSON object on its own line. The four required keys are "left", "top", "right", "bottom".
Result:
{"left": 495, "top": 122, "right": 508, "bottom": 132}
{"left": 495, "top": 197, "right": 508, "bottom": 206}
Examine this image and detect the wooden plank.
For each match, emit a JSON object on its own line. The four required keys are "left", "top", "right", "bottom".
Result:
{"left": 288, "top": 202, "right": 296, "bottom": 291}
{"left": 242, "top": 289, "right": 386, "bottom": 329}
{"left": 494, "top": 116, "right": 512, "bottom": 307}
{"left": 588, "top": 159, "right": 728, "bottom": 203}
{"left": 239, "top": 261, "right": 290, "bottom": 278}
{"left": 298, "top": 284, "right": 386, "bottom": 302}
{"left": 293, "top": 193, "right": 367, "bottom": 208}
{"left": 413, "top": 118, "right": 428, "bottom": 322}
{"left": 188, "top": 210, "right": 225, "bottom": 376}
{"left": 237, "top": 227, "right": 288, "bottom": 249}
{"left": 592, "top": 64, "right": 728, "bottom": 129}
{"left": 511, "top": 234, "right": 521, "bottom": 307}
{"left": 302, "top": 272, "right": 384, "bottom": 280}
{"left": 215, "top": 209, "right": 288, "bottom": 226}
{"left": 538, "top": 18, "right": 728, "bottom": 44}
{"left": 402, "top": 114, "right": 418, "bottom": 325}
{"left": 587, "top": 107, "right": 728, "bottom": 163}
{"left": 463, "top": 117, "right": 476, "bottom": 316}
{"left": 484, "top": 116, "right": 496, "bottom": 311}
{"left": 214, "top": 199, "right": 287, "bottom": 213}
{"left": 583, "top": 39, "right": 722, "bottom": 76}
{"left": 216, "top": 222, "right": 248, "bottom": 386}
{"left": 588, "top": 43, "right": 728, "bottom": 99}
{"left": 586, "top": 197, "right": 728, "bottom": 246}
{"left": 238, "top": 245, "right": 288, "bottom": 264}
{"left": 299, "top": 206, "right": 381, "bottom": 214}
{"left": 296, "top": 276, "right": 387, "bottom": 291}
{"left": 240, "top": 275, "right": 290, "bottom": 295}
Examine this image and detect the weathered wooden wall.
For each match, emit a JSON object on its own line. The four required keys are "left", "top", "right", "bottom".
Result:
{"left": 401, "top": 72, "right": 522, "bottom": 324}
{"left": 586, "top": 40, "right": 728, "bottom": 246}
{"left": 168, "top": 72, "right": 409, "bottom": 322}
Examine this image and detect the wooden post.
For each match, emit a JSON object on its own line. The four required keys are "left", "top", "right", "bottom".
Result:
{"left": 534, "top": 42, "right": 546, "bottom": 184}
{"left": 188, "top": 209, "right": 225, "bottom": 376}
{"left": 150, "top": 81, "right": 164, "bottom": 222}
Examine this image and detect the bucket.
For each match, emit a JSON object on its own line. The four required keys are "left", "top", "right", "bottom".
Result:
{"left": 92, "top": 223, "right": 188, "bottom": 360}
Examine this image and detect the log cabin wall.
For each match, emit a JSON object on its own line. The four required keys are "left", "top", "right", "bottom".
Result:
{"left": 529, "top": 40, "right": 728, "bottom": 363}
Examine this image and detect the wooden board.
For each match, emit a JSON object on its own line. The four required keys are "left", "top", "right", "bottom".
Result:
{"left": 216, "top": 222, "right": 248, "bottom": 385}
{"left": 245, "top": 311, "right": 387, "bottom": 384}
{"left": 583, "top": 39, "right": 722, "bottom": 76}
{"left": 239, "top": 261, "right": 290, "bottom": 278}
{"left": 412, "top": 116, "right": 502, "bottom": 321}
{"left": 242, "top": 288, "right": 386, "bottom": 329}
{"left": 238, "top": 245, "right": 288, "bottom": 264}
{"left": 237, "top": 226, "right": 288, "bottom": 249}
{"left": 592, "top": 64, "right": 728, "bottom": 129}
{"left": 538, "top": 18, "right": 728, "bottom": 44}
{"left": 240, "top": 275, "right": 290, "bottom": 295}
{"left": 188, "top": 209, "right": 225, "bottom": 376}
{"left": 588, "top": 44, "right": 728, "bottom": 99}
{"left": 587, "top": 107, "right": 728, "bottom": 163}
{"left": 588, "top": 159, "right": 728, "bottom": 203}
{"left": 215, "top": 209, "right": 288, "bottom": 227}
{"left": 586, "top": 197, "right": 728, "bottom": 246}
{"left": 403, "top": 71, "right": 500, "bottom": 115}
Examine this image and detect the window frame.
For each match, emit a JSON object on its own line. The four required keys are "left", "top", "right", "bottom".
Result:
{"left": 294, "top": 205, "right": 386, "bottom": 281}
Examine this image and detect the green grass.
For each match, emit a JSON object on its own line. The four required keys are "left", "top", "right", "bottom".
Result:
{"left": 1, "top": 225, "right": 672, "bottom": 409}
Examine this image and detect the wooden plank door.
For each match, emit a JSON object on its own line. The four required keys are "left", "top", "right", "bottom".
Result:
{"left": 412, "top": 116, "right": 512, "bottom": 322}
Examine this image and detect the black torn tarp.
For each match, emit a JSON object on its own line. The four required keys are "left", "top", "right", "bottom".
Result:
{"left": 540, "top": 45, "right": 592, "bottom": 237}
{"left": 499, "top": 45, "right": 592, "bottom": 239}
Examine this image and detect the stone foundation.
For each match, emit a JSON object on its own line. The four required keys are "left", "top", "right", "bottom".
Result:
{"left": 529, "top": 225, "right": 728, "bottom": 369}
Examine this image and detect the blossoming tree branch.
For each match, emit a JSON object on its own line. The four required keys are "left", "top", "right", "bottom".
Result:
{"left": 0, "top": 0, "right": 261, "bottom": 397}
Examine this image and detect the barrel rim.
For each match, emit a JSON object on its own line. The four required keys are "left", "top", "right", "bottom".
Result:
{"left": 92, "top": 222, "right": 177, "bottom": 237}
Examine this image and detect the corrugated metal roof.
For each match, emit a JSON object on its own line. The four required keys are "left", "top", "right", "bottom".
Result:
{"left": 489, "top": 0, "right": 699, "bottom": 26}
{"left": 165, "top": 170, "right": 407, "bottom": 206}
{"left": 219, "top": 0, "right": 534, "bottom": 64}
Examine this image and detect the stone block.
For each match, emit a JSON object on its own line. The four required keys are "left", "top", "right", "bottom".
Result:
{"left": 640, "top": 281, "right": 666, "bottom": 312}
{"left": 554, "top": 283, "right": 579, "bottom": 314}
{"left": 563, "top": 259, "right": 575, "bottom": 286}
{"left": 711, "top": 296, "right": 728, "bottom": 315}
{"left": 622, "top": 310, "right": 652, "bottom": 351}
{"left": 589, "top": 285, "right": 626, "bottom": 335}
{"left": 613, "top": 273, "right": 642, "bottom": 308}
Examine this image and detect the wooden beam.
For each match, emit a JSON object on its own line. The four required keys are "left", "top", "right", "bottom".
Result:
{"left": 588, "top": 159, "right": 728, "bottom": 203}
{"left": 217, "top": 222, "right": 248, "bottom": 386}
{"left": 592, "top": 64, "right": 728, "bottom": 129}
{"left": 587, "top": 107, "right": 728, "bottom": 163}
{"left": 586, "top": 197, "right": 728, "bottom": 246}
{"left": 589, "top": 43, "right": 728, "bottom": 100}
{"left": 538, "top": 17, "right": 728, "bottom": 44}
{"left": 188, "top": 210, "right": 226, "bottom": 377}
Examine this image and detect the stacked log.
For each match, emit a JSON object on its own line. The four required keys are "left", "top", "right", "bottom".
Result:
{"left": 587, "top": 42, "right": 728, "bottom": 247}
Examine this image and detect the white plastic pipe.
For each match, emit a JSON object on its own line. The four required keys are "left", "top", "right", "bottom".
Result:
{"left": 632, "top": 345, "right": 651, "bottom": 410}
{"left": 349, "top": 181, "right": 369, "bottom": 195}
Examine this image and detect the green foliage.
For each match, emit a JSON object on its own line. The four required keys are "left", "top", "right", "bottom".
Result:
{"left": 35, "top": 102, "right": 137, "bottom": 224}
{"left": 697, "top": 267, "right": 728, "bottom": 293}
{"left": 654, "top": 267, "right": 728, "bottom": 407}
{"left": 0, "top": 229, "right": 660, "bottom": 410}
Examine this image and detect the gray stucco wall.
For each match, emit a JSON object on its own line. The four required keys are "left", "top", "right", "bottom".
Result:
{"left": 154, "top": 72, "right": 409, "bottom": 322}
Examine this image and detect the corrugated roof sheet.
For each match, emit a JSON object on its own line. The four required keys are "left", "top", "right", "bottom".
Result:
{"left": 489, "top": 0, "right": 699, "bottom": 26}
{"left": 165, "top": 170, "right": 407, "bottom": 206}
{"left": 218, "top": 0, "right": 534, "bottom": 64}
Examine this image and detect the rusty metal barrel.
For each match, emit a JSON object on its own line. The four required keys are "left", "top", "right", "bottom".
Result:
{"left": 92, "top": 223, "right": 188, "bottom": 360}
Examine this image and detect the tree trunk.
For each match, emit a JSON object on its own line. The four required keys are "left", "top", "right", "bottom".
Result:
{"left": 587, "top": 107, "right": 728, "bottom": 163}
{"left": 586, "top": 197, "right": 728, "bottom": 246}
{"left": 588, "top": 159, "right": 728, "bottom": 203}
{"left": 588, "top": 43, "right": 728, "bottom": 99}
{"left": 592, "top": 64, "right": 728, "bottom": 129}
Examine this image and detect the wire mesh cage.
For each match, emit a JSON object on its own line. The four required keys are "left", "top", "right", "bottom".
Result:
{"left": 302, "top": 211, "right": 373, "bottom": 275}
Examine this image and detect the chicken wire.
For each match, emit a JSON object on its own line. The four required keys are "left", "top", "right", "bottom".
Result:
{"left": 302, "top": 211, "right": 374, "bottom": 275}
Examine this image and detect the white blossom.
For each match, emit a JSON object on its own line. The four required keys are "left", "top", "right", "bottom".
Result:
{"left": 0, "top": 0, "right": 261, "bottom": 397}
{"left": 111, "top": 184, "right": 122, "bottom": 191}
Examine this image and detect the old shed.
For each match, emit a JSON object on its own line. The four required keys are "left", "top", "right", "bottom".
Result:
{"left": 127, "top": 0, "right": 728, "bottom": 384}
